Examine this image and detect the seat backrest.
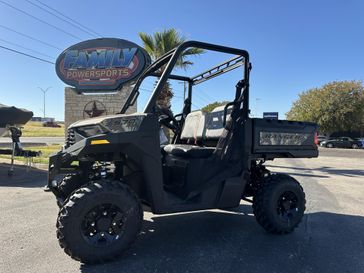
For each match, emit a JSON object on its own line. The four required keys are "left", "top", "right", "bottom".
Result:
{"left": 180, "top": 110, "right": 205, "bottom": 141}
{"left": 204, "top": 105, "right": 232, "bottom": 140}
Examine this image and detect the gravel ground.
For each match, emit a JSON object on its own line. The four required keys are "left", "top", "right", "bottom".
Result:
{"left": 0, "top": 149, "right": 363, "bottom": 273}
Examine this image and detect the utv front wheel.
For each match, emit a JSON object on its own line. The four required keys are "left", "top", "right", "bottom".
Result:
{"left": 57, "top": 180, "right": 143, "bottom": 264}
{"left": 57, "top": 175, "right": 87, "bottom": 207}
{"left": 253, "top": 174, "right": 306, "bottom": 234}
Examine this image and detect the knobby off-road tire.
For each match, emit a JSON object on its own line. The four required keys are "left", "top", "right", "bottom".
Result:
{"left": 58, "top": 174, "right": 86, "bottom": 197}
{"left": 253, "top": 173, "right": 306, "bottom": 234}
{"left": 56, "top": 180, "right": 143, "bottom": 264}
{"left": 56, "top": 175, "right": 87, "bottom": 208}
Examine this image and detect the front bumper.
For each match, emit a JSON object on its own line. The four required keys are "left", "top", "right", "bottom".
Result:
{"left": 47, "top": 151, "right": 78, "bottom": 197}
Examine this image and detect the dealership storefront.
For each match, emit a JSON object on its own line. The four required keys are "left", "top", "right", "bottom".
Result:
{"left": 55, "top": 38, "right": 151, "bottom": 127}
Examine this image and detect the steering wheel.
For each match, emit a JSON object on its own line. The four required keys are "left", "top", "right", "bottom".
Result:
{"left": 156, "top": 107, "right": 181, "bottom": 133}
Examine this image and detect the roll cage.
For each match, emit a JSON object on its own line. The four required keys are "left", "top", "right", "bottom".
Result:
{"left": 120, "top": 41, "right": 251, "bottom": 120}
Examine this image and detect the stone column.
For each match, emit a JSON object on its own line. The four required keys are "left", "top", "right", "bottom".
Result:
{"left": 64, "top": 85, "right": 136, "bottom": 130}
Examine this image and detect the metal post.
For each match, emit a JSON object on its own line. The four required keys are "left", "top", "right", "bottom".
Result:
{"left": 183, "top": 81, "right": 186, "bottom": 100}
{"left": 38, "top": 87, "right": 51, "bottom": 118}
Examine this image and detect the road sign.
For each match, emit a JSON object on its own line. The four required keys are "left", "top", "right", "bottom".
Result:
{"left": 263, "top": 112, "right": 279, "bottom": 120}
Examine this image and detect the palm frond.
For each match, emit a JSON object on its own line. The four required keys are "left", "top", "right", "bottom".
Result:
{"left": 182, "top": 47, "right": 205, "bottom": 56}
{"left": 138, "top": 28, "right": 205, "bottom": 106}
{"left": 138, "top": 32, "right": 156, "bottom": 59}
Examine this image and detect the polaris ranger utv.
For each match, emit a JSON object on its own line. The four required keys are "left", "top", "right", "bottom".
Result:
{"left": 48, "top": 41, "right": 318, "bottom": 263}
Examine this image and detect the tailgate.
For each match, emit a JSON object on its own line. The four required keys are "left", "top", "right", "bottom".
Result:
{"left": 252, "top": 118, "right": 318, "bottom": 158}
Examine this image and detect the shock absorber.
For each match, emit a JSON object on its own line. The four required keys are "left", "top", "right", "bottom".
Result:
{"left": 99, "top": 161, "right": 111, "bottom": 178}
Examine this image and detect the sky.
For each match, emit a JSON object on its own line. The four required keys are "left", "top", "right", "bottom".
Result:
{"left": 0, "top": 0, "right": 363, "bottom": 121}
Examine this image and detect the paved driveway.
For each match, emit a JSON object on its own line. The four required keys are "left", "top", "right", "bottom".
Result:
{"left": 0, "top": 151, "right": 364, "bottom": 273}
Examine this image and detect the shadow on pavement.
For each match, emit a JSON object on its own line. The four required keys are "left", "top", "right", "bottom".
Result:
{"left": 269, "top": 164, "right": 364, "bottom": 178}
{"left": 80, "top": 205, "right": 364, "bottom": 273}
{"left": 0, "top": 163, "right": 47, "bottom": 187}
{"left": 278, "top": 171, "right": 329, "bottom": 178}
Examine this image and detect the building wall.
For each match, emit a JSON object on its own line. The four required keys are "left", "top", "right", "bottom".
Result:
{"left": 64, "top": 85, "right": 136, "bottom": 129}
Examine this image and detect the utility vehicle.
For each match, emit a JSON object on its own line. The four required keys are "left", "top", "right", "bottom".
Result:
{"left": 48, "top": 41, "right": 318, "bottom": 263}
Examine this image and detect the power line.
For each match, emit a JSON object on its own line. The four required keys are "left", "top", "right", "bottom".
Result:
{"left": 0, "top": 0, "right": 82, "bottom": 40}
{"left": 0, "top": 37, "right": 54, "bottom": 59}
{"left": 139, "top": 87, "right": 185, "bottom": 99}
{"left": 139, "top": 87, "right": 201, "bottom": 109}
{"left": 0, "top": 45, "right": 54, "bottom": 64}
{"left": 195, "top": 88, "right": 217, "bottom": 103}
{"left": 25, "top": 0, "right": 98, "bottom": 38}
{"left": 0, "top": 24, "right": 62, "bottom": 50}
{"left": 192, "top": 102, "right": 202, "bottom": 109}
{"left": 33, "top": 0, "right": 102, "bottom": 37}
{"left": 193, "top": 91, "right": 211, "bottom": 104}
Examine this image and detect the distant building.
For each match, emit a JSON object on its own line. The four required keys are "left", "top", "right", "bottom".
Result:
{"left": 31, "top": 117, "right": 55, "bottom": 122}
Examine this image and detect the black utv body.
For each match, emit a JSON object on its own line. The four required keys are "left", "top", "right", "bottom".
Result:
{"left": 48, "top": 41, "right": 318, "bottom": 263}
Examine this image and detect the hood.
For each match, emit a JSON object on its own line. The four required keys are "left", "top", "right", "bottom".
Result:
{"left": 68, "top": 113, "right": 144, "bottom": 129}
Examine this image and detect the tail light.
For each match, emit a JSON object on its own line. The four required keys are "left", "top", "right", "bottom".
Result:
{"left": 314, "top": 132, "right": 319, "bottom": 145}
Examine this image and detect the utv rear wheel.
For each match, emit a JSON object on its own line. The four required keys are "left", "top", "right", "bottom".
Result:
{"left": 56, "top": 180, "right": 143, "bottom": 264}
{"left": 253, "top": 174, "right": 306, "bottom": 234}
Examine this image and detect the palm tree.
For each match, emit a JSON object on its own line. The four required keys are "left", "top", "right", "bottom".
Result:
{"left": 139, "top": 28, "right": 204, "bottom": 109}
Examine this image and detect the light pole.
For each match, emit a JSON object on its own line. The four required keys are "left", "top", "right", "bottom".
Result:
{"left": 38, "top": 87, "right": 51, "bottom": 118}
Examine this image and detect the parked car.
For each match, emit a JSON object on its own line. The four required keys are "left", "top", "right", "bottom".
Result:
{"left": 320, "top": 137, "right": 362, "bottom": 149}
{"left": 356, "top": 138, "right": 364, "bottom": 147}
{"left": 42, "top": 121, "right": 61, "bottom": 128}
{"left": 317, "top": 135, "right": 328, "bottom": 145}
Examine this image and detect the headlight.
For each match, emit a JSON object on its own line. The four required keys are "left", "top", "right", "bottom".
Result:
{"left": 76, "top": 125, "right": 106, "bottom": 138}
{"left": 100, "top": 115, "right": 144, "bottom": 133}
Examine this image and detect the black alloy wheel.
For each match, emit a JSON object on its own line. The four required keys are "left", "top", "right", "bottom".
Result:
{"left": 276, "top": 191, "right": 299, "bottom": 223}
{"left": 81, "top": 203, "right": 125, "bottom": 247}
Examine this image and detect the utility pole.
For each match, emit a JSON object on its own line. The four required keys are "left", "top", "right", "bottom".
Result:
{"left": 183, "top": 81, "right": 186, "bottom": 100}
{"left": 178, "top": 81, "right": 187, "bottom": 100}
{"left": 38, "top": 87, "right": 51, "bottom": 118}
{"left": 255, "top": 98, "right": 261, "bottom": 118}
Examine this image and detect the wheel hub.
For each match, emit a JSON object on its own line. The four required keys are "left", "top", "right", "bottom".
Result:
{"left": 81, "top": 204, "right": 124, "bottom": 246}
{"left": 97, "top": 217, "right": 112, "bottom": 231}
{"left": 277, "top": 191, "right": 299, "bottom": 222}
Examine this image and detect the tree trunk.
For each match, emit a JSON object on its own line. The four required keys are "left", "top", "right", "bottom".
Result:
{"left": 156, "top": 81, "right": 173, "bottom": 109}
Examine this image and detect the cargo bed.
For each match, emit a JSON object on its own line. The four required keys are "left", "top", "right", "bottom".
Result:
{"left": 252, "top": 118, "right": 318, "bottom": 159}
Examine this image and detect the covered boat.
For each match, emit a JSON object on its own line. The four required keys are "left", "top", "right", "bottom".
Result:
{"left": 0, "top": 103, "right": 33, "bottom": 136}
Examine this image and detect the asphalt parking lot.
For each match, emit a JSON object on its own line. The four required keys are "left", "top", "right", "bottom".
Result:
{"left": 1, "top": 148, "right": 364, "bottom": 273}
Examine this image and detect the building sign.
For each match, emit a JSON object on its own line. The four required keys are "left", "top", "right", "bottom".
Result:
{"left": 263, "top": 112, "right": 279, "bottom": 120}
{"left": 56, "top": 38, "right": 151, "bottom": 91}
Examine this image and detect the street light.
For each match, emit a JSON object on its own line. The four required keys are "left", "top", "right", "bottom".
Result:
{"left": 38, "top": 87, "right": 51, "bottom": 118}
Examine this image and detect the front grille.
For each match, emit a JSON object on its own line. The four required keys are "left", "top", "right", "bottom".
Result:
{"left": 65, "top": 128, "right": 75, "bottom": 148}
